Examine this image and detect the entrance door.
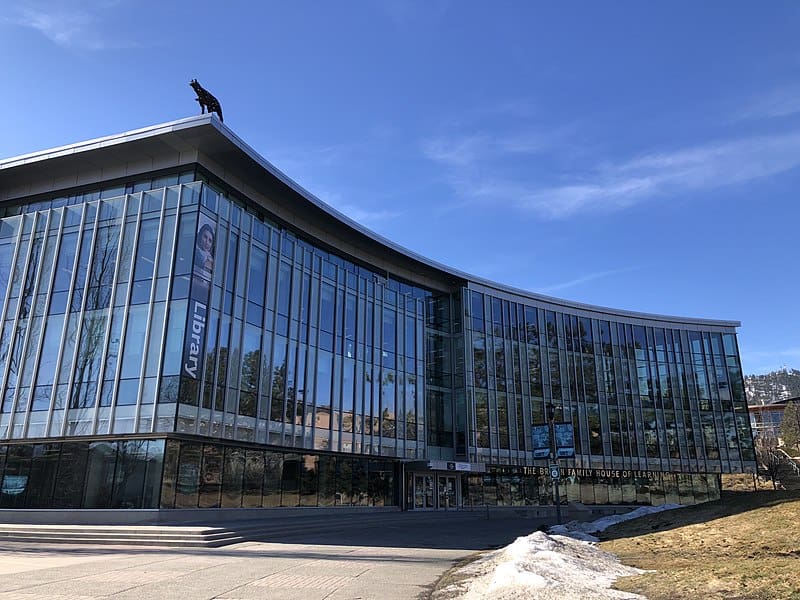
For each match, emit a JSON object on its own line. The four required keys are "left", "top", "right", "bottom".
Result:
{"left": 413, "top": 474, "right": 435, "bottom": 509}
{"left": 409, "top": 473, "right": 461, "bottom": 510}
{"left": 437, "top": 475, "right": 458, "bottom": 510}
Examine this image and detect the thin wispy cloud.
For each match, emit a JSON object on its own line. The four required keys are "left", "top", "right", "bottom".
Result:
{"left": 270, "top": 168, "right": 403, "bottom": 229}
{"left": 736, "top": 84, "right": 800, "bottom": 120}
{"left": 4, "top": 0, "right": 137, "bottom": 50}
{"left": 536, "top": 267, "right": 638, "bottom": 294}
{"left": 332, "top": 204, "right": 403, "bottom": 226}
{"left": 525, "top": 131, "right": 800, "bottom": 218}
{"left": 268, "top": 127, "right": 402, "bottom": 176}
{"left": 425, "top": 127, "right": 800, "bottom": 219}
{"left": 313, "top": 190, "right": 403, "bottom": 228}
{"left": 422, "top": 130, "right": 550, "bottom": 167}
{"left": 270, "top": 143, "right": 358, "bottom": 175}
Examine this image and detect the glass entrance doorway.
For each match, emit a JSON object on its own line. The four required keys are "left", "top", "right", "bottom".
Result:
{"left": 409, "top": 473, "right": 461, "bottom": 510}
{"left": 438, "top": 475, "right": 457, "bottom": 510}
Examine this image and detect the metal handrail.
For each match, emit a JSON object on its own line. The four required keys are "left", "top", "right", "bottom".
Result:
{"left": 765, "top": 449, "right": 800, "bottom": 477}
{"left": 776, "top": 448, "right": 800, "bottom": 476}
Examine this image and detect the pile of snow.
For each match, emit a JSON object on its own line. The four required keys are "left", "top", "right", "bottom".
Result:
{"left": 434, "top": 505, "right": 685, "bottom": 599}
{"left": 434, "top": 531, "right": 646, "bottom": 600}
{"left": 549, "top": 504, "right": 683, "bottom": 542}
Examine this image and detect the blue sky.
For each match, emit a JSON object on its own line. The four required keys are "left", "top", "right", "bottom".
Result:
{"left": 1, "top": 1, "right": 798, "bottom": 375}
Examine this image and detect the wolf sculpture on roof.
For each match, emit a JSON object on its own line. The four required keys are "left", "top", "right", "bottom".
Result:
{"left": 190, "top": 79, "right": 223, "bottom": 122}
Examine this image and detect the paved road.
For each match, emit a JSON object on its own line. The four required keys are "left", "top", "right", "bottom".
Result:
{"left": 0, "top": 512, "right": 552, "bottom": 600}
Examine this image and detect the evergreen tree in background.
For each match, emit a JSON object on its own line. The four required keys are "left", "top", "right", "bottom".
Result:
{"left": 781, "top": 401, "right": 800, "bottom": 453}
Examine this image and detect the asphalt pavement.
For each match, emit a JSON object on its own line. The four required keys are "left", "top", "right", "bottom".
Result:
{"left": 0, "top": 511, "right": 554, "bottom": 600}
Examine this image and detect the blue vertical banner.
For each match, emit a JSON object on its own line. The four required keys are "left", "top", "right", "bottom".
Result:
{"left": 183, "top": 213, "right": 216, "bottom": 380}
{"left": 531, "top": 424, "right": 551, "bottom": 458}
{"left": 554, "top": 423, "right": 575, "bottom": 458}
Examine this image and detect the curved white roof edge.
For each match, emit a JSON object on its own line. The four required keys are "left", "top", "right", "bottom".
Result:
{"left": 1, "top": 115, "right": 741, "bottom": 329}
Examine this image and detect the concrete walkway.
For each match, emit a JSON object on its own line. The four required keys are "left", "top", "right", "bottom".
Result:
{"left": 0, "top": 512, "right": 554, "bottom": 599}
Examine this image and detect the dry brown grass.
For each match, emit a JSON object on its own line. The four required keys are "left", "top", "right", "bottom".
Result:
{"left": 600, "top": 490, "right": 800, "bottom": 600}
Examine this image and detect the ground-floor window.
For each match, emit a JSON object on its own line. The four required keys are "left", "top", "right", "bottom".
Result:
{"left": 159, "top": 438, "right": 397, "bottom": 509}
{"left": 0, "top": 440, "right": 164, "bottom": 509}
{"left": 0, "top": 438, "right": 399, "bottom": 510}
{"left": 462, "top": 469, "right": 720, "bottom": 506}
{"left": 0, "top": 438, "right": 722, "bottom": 510}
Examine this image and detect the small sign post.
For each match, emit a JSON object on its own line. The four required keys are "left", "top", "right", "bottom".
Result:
{"left": 546, "top": 403, "right": 563, "bottom": 525}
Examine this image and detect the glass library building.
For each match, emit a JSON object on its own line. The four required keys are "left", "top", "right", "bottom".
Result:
{"left": 0, "top": 116, "right": 756, "bottom": 512}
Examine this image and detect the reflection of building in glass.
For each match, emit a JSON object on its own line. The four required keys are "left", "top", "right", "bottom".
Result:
{"left": 0, "top": 116, "right": 756, "bottom": 512}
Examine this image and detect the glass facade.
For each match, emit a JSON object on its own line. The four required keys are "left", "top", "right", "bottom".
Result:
{"left": 0, "top": 119, "right": 756, "bottom": 510}
{"left": 463, "top": 285, "right": 755, "bottom": 475}
{"left": 0, "top": 174, "right": 428, "bottom": 460}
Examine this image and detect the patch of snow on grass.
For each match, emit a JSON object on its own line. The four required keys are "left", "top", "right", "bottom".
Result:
{"left": 549, "top": 504, "right": 683, "bottom": 542}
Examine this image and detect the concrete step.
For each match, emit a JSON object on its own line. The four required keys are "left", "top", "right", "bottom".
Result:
{"left": 0, "top": 513, "right": 398, "bottom": 547}
{"left": 0, "top": 524, "right": 248, "bottom": 547}
{"left": 0, "top": 507, "right": 612, "bottom": 548}
{"left": 0, "top": 533, "right": 242, "bottom": 547}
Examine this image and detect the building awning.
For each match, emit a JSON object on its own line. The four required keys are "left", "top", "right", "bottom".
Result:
{"left": 404, "top": 460, "right": 487, "bottom": 473}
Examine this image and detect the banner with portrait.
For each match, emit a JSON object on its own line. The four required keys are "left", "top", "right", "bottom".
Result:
{"left": 183, "top": 213, "right": 216, "bottom": 380}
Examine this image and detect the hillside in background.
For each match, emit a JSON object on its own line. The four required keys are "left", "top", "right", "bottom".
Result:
{"left": 745, "top": 367, "right": 800, "bottom": 405}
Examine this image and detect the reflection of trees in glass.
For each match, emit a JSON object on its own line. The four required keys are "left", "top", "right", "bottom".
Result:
{"left": 381, "top": 408, "right": 395, "bottom": 438}
{"left": 473, "top": 337, "right": 487, "bottom": 388}
{"left": 215, "top": 344, "right": 229, "bottom": 388}
{"left": 405, "top": 409, "right": 416, "bottom": 439}
{"left": 70, "top": 310, "right": 106, "bottom": 409}
{"left": 475, "top": 390, "right": 489, "bottom": 448}
{"left": 579, "top": 317, "right": 593, "bottom": 354}
{"left": 112, "top": 439, "right": 150, "bottom": 508}
{"left": 587, "top": 404, "right": 602, "bottom": 455}
{"left": 270, "top": 361, "right": 286, "bottom": 422}
{"left": 528, "top": 347, "right": 542, "bottom": 397}
{"left": 239, "top": 349, "right": 260, "bottom": 417}
{"left": 86, "top": 226, "right": 118, "bottom": 310}
{"left": 19, "top": 235, "right": 43, "bottom": 319}
{"left": 582, "top": 356, "right": 596, "bottom": 398}
{"left": 3, "top": 234, "right": 44, "bottom": 406}
{"left": 545, "top": 311, "right": 558, "bottom": 346}
{"left": 494, "top": 340, "right": 506, "bottom": 391}
{"left": 380, "top": 370, "right": 395, "bottom": 438}
{"left": 69, "top": 226, "right": 120, "bottom": 414}
{"left": 285, "top": 363, "right": 297, "bottom": 425}
{"left": 497, "top": 393, "right": 509, "bottom": 449}
{"left": 405, "top": 373, "right": 417, "bottom": 440}
{"left": 0, "top": 238, "right": 13, "bottom": 302}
